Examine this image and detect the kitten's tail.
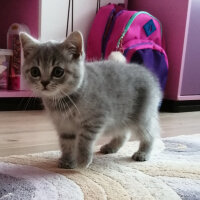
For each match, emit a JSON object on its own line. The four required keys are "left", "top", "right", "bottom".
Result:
{"left": 108, "top": 51, "right": 126, "bottom": 63}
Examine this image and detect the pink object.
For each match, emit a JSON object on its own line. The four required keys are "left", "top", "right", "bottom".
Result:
{"left": 87, "top": 4, "right": 116, "bottom": 60}
{"left": 0, "top": 90, "right": 33, "bottom": 98}
{"left": 128, "top": 0, "right": 200, "bottom": 101}
{"left": 104, "top": 10, "right": 166, "bottom": 61}
{"left": 0, "top": 49, "right": 13, "bottom": 89}
{"left": 87, "top": 4, "right": 166, "bottom": 60}
{"left": 86, "top": 4, "right": 168, "bottom": 91}
{"left": 7, "top": 23, "right": 30, "bottom": 91}
{"left": 0, "top": 0, "right": 39, "bottom": 49}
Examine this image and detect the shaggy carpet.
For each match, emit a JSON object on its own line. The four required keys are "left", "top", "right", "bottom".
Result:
{"left": 0, "top": 134, "right": 200, "bottom": 200}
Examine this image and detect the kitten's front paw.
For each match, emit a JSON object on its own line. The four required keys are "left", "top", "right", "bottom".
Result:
{"left": 132, "top": 151, "right": 150, "bottom": 162}
{"left": 78, "top": 156, "right": 92, "bottom": 168}
{"left": 58, "top": 158, "right": 77, "bottom": 169}
{"left": 100, "top": 144, "right": 118, "bottom": 154}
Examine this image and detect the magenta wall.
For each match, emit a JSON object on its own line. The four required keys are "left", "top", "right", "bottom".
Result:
{"left": 128, "top": 0, "right": 189, "bottom": 100}
{"left": 0, "top": 0, "right": 40, "bottom": 48}
{"left": 180, "top": 0, "right": 200, "bottom": 96}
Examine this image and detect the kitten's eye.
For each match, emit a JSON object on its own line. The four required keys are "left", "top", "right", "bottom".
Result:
{"left": 52, "top": 67, "right": 64, "bottom": 78}
{"left": 30, "top": 67, "right": 41, "bottom": 77}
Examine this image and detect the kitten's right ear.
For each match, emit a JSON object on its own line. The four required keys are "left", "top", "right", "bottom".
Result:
{"left": 19, "top": 32, "right": 38, "bottom": 58}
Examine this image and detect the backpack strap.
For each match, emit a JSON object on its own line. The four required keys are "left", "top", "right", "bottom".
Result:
{"left": 96, "top": 0, "right": 101, "bottom": 13}
{"left": 116, "top": 11, "right": 162, "bottom": 51}
{"left": 66, "top": 0, "right": 74, "bottom": 36}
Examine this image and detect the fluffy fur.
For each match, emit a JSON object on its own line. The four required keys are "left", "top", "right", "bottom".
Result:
{"left": 108, "top": 51, "right": 127, "bottom": 63}
{"left": 20, "top": 31, "right": 162, "bottom": 169}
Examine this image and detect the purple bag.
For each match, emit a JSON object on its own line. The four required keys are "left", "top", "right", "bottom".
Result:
{"left": 86, "top": 4, "right": 168, "bottom": 91}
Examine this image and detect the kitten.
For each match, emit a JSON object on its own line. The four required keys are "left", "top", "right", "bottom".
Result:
{"left": 20, "top": 31, "right": 162, "bottom": 169}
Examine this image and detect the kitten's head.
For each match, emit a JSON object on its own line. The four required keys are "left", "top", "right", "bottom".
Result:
{"left": 20, "top": 31, "right": 85, "bottom": 98}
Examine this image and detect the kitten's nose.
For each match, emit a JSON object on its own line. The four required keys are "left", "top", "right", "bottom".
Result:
{"left": 41, "top": 80, "right": 50, "bottom": 88}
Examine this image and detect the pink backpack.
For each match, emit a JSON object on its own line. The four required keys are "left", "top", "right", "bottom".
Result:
{"left": 86, "top": 4, "right": 168, "bottom": 91}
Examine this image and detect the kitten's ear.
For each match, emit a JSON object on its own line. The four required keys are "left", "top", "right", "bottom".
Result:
{"left": 19, "top": 32, "right": 38, "bottom": 59}
{"left": 62, "top": 31, "right": 84, "bottom": 60}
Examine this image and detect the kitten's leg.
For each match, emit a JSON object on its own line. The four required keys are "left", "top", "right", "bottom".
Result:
{"left": 76, "top": 133, "right": 96, "bottom": 168}
{"left": 132, "top": 116, "right": 159, "bottom": 161}
{"left": 100, "top": 130, "right": 130, "bottom": 154}
{"left": 58, "top": 133, "right": 77, "bottom": 169}
{"left": 77, "top": 120, "right": 104, "bottom": 168}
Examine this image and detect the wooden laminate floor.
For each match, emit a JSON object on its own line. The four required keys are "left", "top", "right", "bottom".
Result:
{"left": 0, "top": 110, "right": 200, "bottom": 157}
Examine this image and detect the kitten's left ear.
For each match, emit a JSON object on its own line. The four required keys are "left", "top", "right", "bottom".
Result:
{"left": 62, "top": 31, "right": 84, "bottom": 60}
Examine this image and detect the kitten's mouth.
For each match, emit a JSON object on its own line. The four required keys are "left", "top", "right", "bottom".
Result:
{"left": 40, "top": 88, "right": 52, "bottom": 95}
{"left": 42, "top": 86, "right": 51, "bottom": 92}
{"left": 40, "top": 88, "right": 59, "bottom": 97}
{"left": 41, "top": 88, "right": 52, "bottom": 94}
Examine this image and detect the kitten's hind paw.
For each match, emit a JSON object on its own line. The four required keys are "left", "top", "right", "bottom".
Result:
{"left": 58, "top": 158, "right": 77, "bottom": 169}
{"left": 132, "top": 151, "right": 150, "bottom": 162}
{"left": 100, "top": 144, "right": 118, "bottom": 154}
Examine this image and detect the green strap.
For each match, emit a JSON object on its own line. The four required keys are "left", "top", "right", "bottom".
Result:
{"left": 117, "top": 11, "right": 163, "bottom": 48}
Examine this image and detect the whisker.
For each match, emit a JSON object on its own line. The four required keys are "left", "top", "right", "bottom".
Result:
{"left": 59, "top": 98, "right": 65, "bottom": 117}
{"left": 24, "top": 96, "right": 33, "bottom": 110}
{"left": 18, "top": 98, "right": 26, "bottom": 110}
{"left": 58, "top": 98, "right": 62, "bottom": 113}
{"left": 61, "top": 90, "right": 81, "bottom": 115}
{"left": 60, "top": 95, "right": 74, "bottom": 118}
{"left": 56, "top": 94, "right": 67, "bottom": 117}
{"left": 54, "top": 96, "right": 61, "bottom": 113}
{"left": 18, "top": 92, "right": 37, "bottom": 110}
{"left": 60, "top": 98, "right": 70, "bottom": 118}
{"left": 30, "top": 96, "right": 37, "bottom": 110}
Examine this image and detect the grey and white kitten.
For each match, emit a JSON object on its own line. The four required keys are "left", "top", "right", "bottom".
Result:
{"left": 20, "top": 31, "right": 162, "bottom": 169}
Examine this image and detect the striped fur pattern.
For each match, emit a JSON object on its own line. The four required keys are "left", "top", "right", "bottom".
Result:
{"left": 20, "top": 31, "right": 162, "bottom": 169}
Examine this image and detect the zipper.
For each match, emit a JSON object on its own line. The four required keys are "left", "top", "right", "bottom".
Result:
{"left": 123, "top": 42, "right": 153, "bottom": 56}
{"left": 124, "top": 41, "right": 168, "bottom": 92}
{"left": 117, "top": 11, "right": 163, "bottom": 49}
{"left": 101, "top": 10, "right": 125, "bottom": 58}
{"left": 123, "top": 41, "right": 168, "bottom": 69}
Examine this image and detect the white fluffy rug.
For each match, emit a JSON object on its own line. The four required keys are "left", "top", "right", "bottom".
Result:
{"left": 0, "top": 134, "right": 200, "bottom": 200}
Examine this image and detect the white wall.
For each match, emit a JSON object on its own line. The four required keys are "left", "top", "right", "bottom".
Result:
{"left": 40, "top": 0, "right": 69, "bottom": 42}
{"left": 73, "top": 0, "right": 97, "bottom": 43}
{"left": 40, "top": 0, "right": 125, "bottom": 44}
